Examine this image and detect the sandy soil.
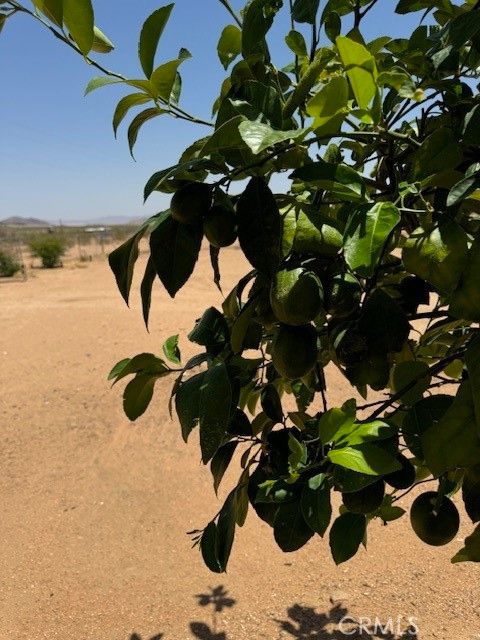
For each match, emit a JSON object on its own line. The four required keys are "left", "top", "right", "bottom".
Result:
{"left": 1, "top": 244, "right": 479, "bottom": 640}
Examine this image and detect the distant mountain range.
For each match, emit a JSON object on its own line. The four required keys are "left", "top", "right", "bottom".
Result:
{"left": 0, "top": 215, "right": 145, "bottom": 227}
{"left": 0, "top": 216, "right": 51, "bottom": 227}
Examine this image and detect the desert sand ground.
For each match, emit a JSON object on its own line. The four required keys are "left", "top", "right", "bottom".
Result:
{"left": 1, "top": 243, "right": 479, "bottom": 640}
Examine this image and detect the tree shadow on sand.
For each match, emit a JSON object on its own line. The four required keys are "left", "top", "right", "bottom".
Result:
{"left": 190, "top": 585, "right": 236, "bottom": 640}
{"left": 129, "top": 634, "right": 164, "bottom": 640}
{"left": 275, "top": 603, "right": 419, "bottom": 640}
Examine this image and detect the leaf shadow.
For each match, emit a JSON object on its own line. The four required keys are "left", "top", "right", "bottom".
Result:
{"left": 275, "top": 603, "right": 419, "bottom": 640}
{"left": 194, "top": 584, "right": 237, "bottom": 613}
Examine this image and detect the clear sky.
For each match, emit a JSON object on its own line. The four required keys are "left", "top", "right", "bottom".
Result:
{"left": 0, "top": 1, "right": 420, "bottom": 223}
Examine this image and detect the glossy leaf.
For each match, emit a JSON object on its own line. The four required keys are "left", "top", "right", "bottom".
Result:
{"left": 123, "top": 374, "right": 157, "bottom": 421}
{"left": 238, "top": 121, "right": 307, "bottom": 155}
{"left": 113, "top": 93, "right": 151, "bottom": 137}
{"left": 292, "top": 0, "right": 320, "bottom": 24}
{"left": 63, "top": 0, "right": 94, "bottom": 55}
{"left": 306, "top": 75, "right": 349, "bottom": 134}
{"left": 211, "top": 442, "right": 238, "bottom": 495}
{"left": 344, "top": 203, "right": 400, "bottom": 277}
{"left": 149, "top": 213, "right": 203, "bottom": 298}
{"left": 328, "top": 443, "right": 402, "bottom": 475}
{"left": 422, "top": 381, "right": 480, "bottom": 477}
{"left": 140, "top": 256, "right": 157, "bottom": 329}
{"left": 199, "top": 363, "right": 232, "bottom": 463}
{"left": 274, "top": 500, "right": 314, "bottom": 552}
{"left": 301, "top": 474, "right": 332, "bottom": 536}
{"left": 128, "top": 107, "right": 165, "bottom": 157}
{"left": 236, "top": 177, "right": 281, "bottom": 276}
{"left": 217, "top": 24, "right": 242, "bottom": 69}
{"left": 463, "top": 465, "right": 480, "bottom": 524}
{"left": 329, "top": 512, "right": 366, "bottom": 564}
{"left": 138, "top": 4, "right": 174, "bottom": 78}
{"left": 336, "top": 36, "right": 378, "bottom": 110}
{"left": 163, "top": 335, "right": 181, "bottom": 365}
{"left": 175, "top": 371, "right": 206, "bottom": 442}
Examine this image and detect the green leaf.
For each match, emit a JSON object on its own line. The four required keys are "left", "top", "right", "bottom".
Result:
{"left": 211, "top": 442, "right": 238, "bottom": 495}
{"left": 150, "top": 50, "right": 191, "bottom": 101}
{"left": 391, "top": 361, "right": 432, "bottom": 406}
{"left": 128, "top": 107, "right": 165, "bottom": 157}
{"left": 144, "top": 158, "right": 213, "bottom": 202}
{"left": 301, "top": 474, "right": 332, "bottom": 536}
{"left": 241, "top": 0, "right": 277, "bottom": 59}
{"left": 451, "top": 524, "right": 480, "bottom": 563}
{"left": 84, "top": 76, "right": 122, "bottom": 96}
{"left": 403, "top": 394, "right": 453, "bottom": 460}
{"left": 285, "top": 30, "right": 308, "bottom": 57}
{"left": 199, "top": 363, "right": 232, "bottom": 463}
{"left": 463, "top": 465, "right": 480, "bottom": 524}
{"left": 395, "top": 0, "right": 436, "bottom": 14}
{"left": 329, "top": 512, "right": 366, "bottom": 564}
{"left": 138, "top": 4, "right": 174, "bottom": 78}
{"left": 108, "top": 358, "right": 131, "bottom": 381}
{"left": 306, "top": 75, "right": 349, "bottom": 134}
{"left": 288, "top": 432, "right": 307, "bottom": 471}
{"left": 91, "top": 25, "right": 115, "bottom": 54}
{"left": 328, "top": 443, "right": 402, "bottom": 475}
{"left": 163, "top": 335, "right": 181, "bottom": 365}
{"left": 200, "top": 521, "right": 222, "bottom": 573}
{"left": 261, "top": 384, "right": 284, "bottom": 424}
{"left": 336, "top": 36, "right": 378, "bottom": 110}
{"left": 422, "top": 381, "right": 480, "bottom": 477}
{"left": 175, "top": 371, "right": 206, "bottom": 442}
{"left": 123, "top": 373, "right": 157, "bottom": 421}
{"left": 113, "top": 93, "right": 151, "bottom": 137}
{"left": 450, "top": 237, "right": 480, "bottom": 322}
{"left": 230, "top": 297, "right": 257, "bottom": 354}
{"left": 403, "top": 221, "right": 469, "bottom": 296}
{"left": 447, "top": 170, "right": 480, "bottom": 207}
{"left": 140, "top": 256, "right": 156, "bottom": 329}
{"left": 466, "top": 335, "right": 480, "bottom": 432}
{"left": 274, "top": 500, "right": 314, "bottom": 552}
{"left": 336, "top": 421, "right": 397, "bottom": 447}
{"left": 149, "top": 213, "right": 203, "bottom": 298}
{"left": 108, "top": 216, "right": 163, "bottom": 305}
{"left": 291, "top": 157, "right": 365, "bottom": 199}
{"left": 238, "top": 121, "right": 308, "bottom": 155}
{"left": 189, "top": 307, "right": 229, "bottom": 350}
{"left": 324, "top": 11, "right": 341, "bottom": 42}
{"left": 63, "top": 0, "right": 94, "bottom": 55}
{"left": 216, "top": 490, "right": 237, "bottom": 570}
{"left": 292, "top": 0, "right": 320, "bottom": 24}
{"left": 217, "top": 24, "right": 242, "bottom": 69}
{"left": 358, "top": 289, "right": 410, "bottom": 354}
{"left": 343, "top": 202, "right": 400, "bottom": 277}
{"left": 318, "top": 406, "right": 355, "bottom": 445}
{"left": 236, "top": 177, "right": 281, "bottom": 276}
{"left": 36, "top": 0, "right": 63, "bottom": 26}
{"left": 412, "top": 128, "right": 462, "bottom": 180}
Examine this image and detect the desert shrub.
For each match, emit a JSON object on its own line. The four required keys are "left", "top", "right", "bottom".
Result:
{"left": 0, "top": 249, "right": 21, "bottom": 277}
{"left": 29, "top": 235, "right": 67, "bottom": 268}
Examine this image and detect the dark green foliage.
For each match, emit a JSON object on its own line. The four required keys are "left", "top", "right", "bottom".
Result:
{"left": 101, "top": 0, "right": 480, "bottom": 571}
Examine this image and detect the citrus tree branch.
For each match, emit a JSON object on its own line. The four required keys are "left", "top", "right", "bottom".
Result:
{"left": 217, "top": 0, "right": 242, "bottom": 27}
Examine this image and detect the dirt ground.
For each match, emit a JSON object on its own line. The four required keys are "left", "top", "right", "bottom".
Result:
{"left": 1, "top": 244, "right": 479, "bottom": 640}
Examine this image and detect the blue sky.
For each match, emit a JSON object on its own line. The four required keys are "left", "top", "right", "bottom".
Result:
{"left": 0, "top": 1, "right": 420, "bottom": 222}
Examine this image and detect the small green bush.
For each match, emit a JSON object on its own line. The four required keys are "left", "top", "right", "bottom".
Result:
{"left": 0, "top": 249, "right": 21, "bottom": 277}
{"left": 29, "top": 235, "right": 67, "bottom": 268}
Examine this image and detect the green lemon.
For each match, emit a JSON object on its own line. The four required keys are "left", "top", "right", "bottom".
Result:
{"left": 204, "top": 205, "right": 237, "bottom": 248}
{"left": 384, "top": 454, "right": 416, "bottom": 490}
{"left": 171, "top": 182, "right": 212, "bottom": 224}
{"left": 292, "top": 210, "right": 343, "bottom": 256}
{"left": 270, "top": 267, "right": 324, "bottom": 326}
{"left": 410, "top": 491, "right": 460, "bottom": 546}
{"left": 342, "top": 480, "right": 385, "bottom": 514}
{"left": 272, "top": 324, "right": 318, "bottom": 380}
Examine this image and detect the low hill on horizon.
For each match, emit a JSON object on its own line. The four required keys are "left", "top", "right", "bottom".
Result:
{"left": 0, "top": 216, "right": 51, "bottom": 227}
